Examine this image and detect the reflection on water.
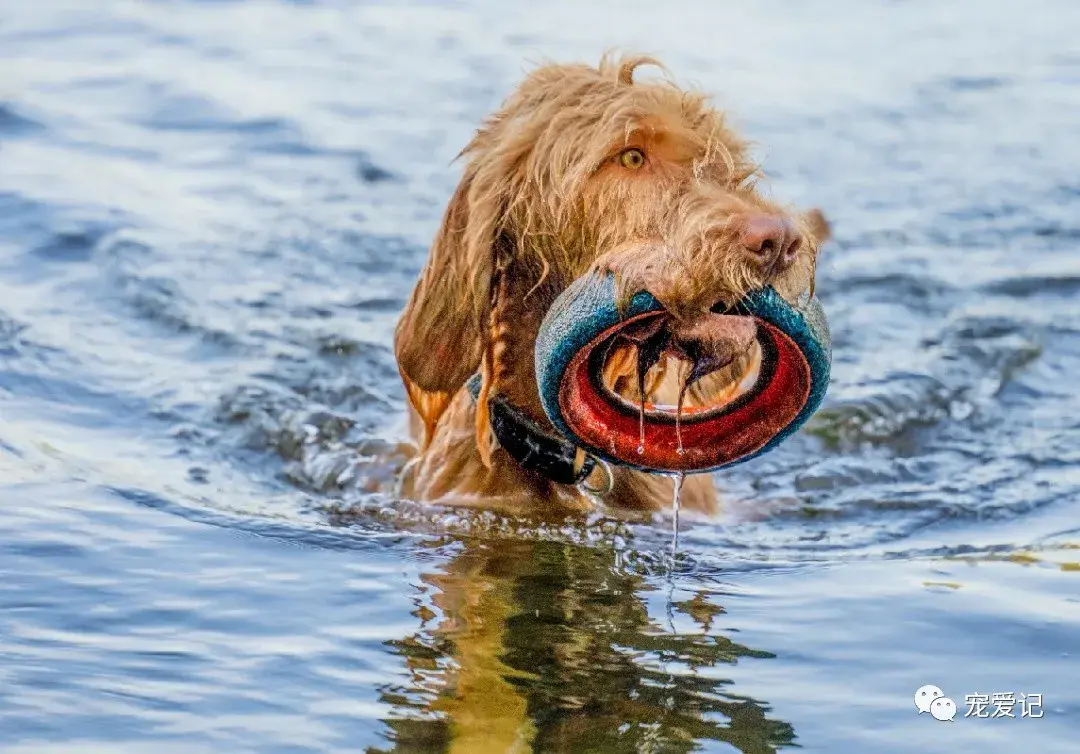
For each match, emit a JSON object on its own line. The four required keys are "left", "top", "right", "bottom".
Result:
{"left": 375, "top": 539, "right": 792, "bottom": 753}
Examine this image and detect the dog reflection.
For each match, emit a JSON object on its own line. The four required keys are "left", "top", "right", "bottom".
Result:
{"left": 372, "top": 539, "right": 795, "bottom": 753}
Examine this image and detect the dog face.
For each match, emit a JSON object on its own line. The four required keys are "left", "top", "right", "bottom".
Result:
{"left": 396, "top": 54, "right": 829, "bottom": 453}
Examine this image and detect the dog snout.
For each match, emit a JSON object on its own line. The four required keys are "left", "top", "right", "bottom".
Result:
{"left": 739, "top": 213, "right": 801, "bottom": 274}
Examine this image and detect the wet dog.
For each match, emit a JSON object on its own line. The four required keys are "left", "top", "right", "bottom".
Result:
{"left": 395, "top": 54, "right": 829, "bottom": 514}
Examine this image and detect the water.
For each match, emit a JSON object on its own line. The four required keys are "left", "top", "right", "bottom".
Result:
{"left": 2, "top": 1, "right": 1080, "bottom": 752}
{"left": 671, "top": 471, "right": 684, "bottom": 563}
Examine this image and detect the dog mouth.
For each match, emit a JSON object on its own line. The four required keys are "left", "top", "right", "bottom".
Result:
{"left": 596, "top": 310, "right": 762, "bottom": 422}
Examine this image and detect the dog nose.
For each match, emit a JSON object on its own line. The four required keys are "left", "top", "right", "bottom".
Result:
{"left": 740, "top": 214, "right": 801, "bottom": 272}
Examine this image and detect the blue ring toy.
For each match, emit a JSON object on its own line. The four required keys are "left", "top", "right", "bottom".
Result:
{"left": 534, "top": 273, "right": 831, "bottom": 474}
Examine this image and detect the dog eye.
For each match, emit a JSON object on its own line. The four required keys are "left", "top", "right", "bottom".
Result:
{"left": 618, "top": 148, "right": 646, "bottom": 169}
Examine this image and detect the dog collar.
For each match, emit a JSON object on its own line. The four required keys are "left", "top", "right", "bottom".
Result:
{"left": 465, "top": 374, "right": 597, "bottom": 487}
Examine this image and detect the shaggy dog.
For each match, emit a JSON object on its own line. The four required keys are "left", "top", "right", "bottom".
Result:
{"left": 395, "top": 54, "right": 829, "bottom": 514}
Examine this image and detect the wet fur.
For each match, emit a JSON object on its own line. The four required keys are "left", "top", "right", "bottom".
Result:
{"left": 395, "top": 53, "right": 829, "bottom": 514}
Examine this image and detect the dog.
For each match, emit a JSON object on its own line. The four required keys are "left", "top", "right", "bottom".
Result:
{"left": 394, "top": 54, "right": 829, "bottom": 515}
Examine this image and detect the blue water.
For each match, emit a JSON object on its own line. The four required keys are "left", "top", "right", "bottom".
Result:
{"left": 1, "top": 1, "right": 1079, "bottom": 752}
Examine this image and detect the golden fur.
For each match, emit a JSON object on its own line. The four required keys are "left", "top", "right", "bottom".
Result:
{"left": 394, "top": 53, "right": 829, "bottom": 514}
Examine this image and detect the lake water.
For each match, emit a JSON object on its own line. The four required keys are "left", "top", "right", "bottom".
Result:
{"left": 1, "top": 1, "right": 1078, "bottom": 752}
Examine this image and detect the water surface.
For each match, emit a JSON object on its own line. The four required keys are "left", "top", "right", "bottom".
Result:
{"left": 1, "top": 1, "right": 1079, "bottom": 752}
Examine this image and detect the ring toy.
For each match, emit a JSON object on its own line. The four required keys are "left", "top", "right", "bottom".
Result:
{"left": 535, "top": 273, "right": 831, "bottom": 474}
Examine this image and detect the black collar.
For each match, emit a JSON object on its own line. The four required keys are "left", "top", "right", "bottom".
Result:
{"left": 466, "top": 375, "right": 595, "bottom": 486}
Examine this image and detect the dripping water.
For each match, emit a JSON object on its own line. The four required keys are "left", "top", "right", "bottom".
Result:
{"left": 637, "top": 363, "right": 646, "bottom": 455}
{"left": 670, "top": 471, "right": 685, "bottom": 565}
{"left": 676, "top": 379, "right": 690, "bottom": 456}
{"left": 630, "top": 318, "right": 668, "bottom": 456}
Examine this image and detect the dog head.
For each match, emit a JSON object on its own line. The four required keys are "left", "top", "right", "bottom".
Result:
{"left": 396, "top": 54, "right": 830, "bottom": 456}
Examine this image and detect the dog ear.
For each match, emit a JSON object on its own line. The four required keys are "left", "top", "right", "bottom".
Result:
{"left": 804, "top": 208, "right": 832, "bottom": 246}
{"left": 395, "top": 168, "right": 506, "bottom": 452}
